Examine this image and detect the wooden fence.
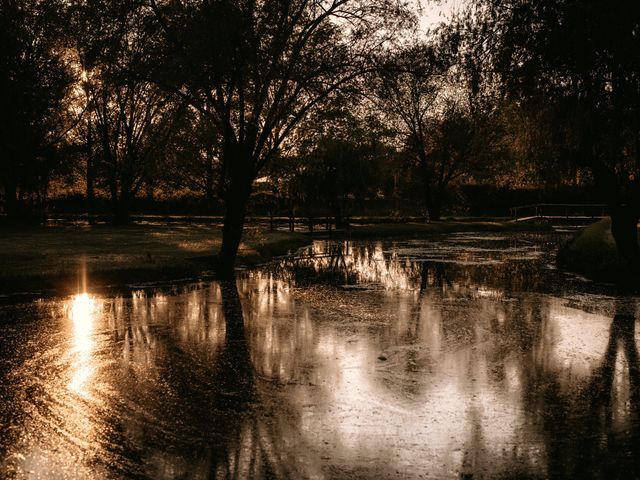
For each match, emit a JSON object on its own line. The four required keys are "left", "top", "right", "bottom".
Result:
{"left": 510, "top": 203, "right": 608, "bottom": 222}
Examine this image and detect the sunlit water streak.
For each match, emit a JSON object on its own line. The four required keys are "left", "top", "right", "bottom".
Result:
{"left": 68, "top": 293, "right": 96, "bottom": 395}
{"left": 1, "top": 233, "right": 639, "bottom": 479}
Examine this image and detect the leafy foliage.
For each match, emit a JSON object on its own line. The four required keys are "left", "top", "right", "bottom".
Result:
{"left": 464, "top": 0, "right": 640, "bottom": 257}
{"left": 0, "top": 0, "right": 74, "bottom": 219}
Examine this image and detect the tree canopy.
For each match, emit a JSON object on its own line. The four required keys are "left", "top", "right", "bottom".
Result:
{"left": 147, "top": 0, "right": 415, "bottom": 274}
{"left": 2, "top": 0, "right": 638, "bottom": 271}
{"left": 0, "top": 0, "right": 74, "bottom": 220}
{"left": 464, "top": 0, "right": 640, "bottom": 259}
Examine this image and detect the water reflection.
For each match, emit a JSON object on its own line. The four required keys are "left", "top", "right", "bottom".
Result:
{"left": 279, "top": 236, "right": 556, "bottom": 296}
{"left": 535, "top": 298, "right": 640, "bottom": 479}
{"left": 1, "top": 234, "right": 640, "bottom": 478}
{"left": 68, "top": 293, "right": 96, "bottom": 395}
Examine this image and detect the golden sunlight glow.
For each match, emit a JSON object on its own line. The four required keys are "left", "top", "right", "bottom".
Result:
{"left": 71, "top": 293, "right": 95, "bottom": 323}
{"left": 68, "top": 293, "right": 97, "bottom": 395}
{"left": 296, "top": 241, "right": 421, "bottom": 291}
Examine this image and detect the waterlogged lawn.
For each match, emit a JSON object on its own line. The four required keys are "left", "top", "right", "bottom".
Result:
{"left": 0, "top": 219, "right": 557, "bottom": 294}
{"left": 0, "top": 225, "right": 307, "bottom": 292}
{"left": 348, "top": 219, "right": 551, "bottom": 238}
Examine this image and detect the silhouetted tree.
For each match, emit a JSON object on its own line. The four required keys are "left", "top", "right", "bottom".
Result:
{"left": 467, "top": 0, "right": 640, "bottom": 262}
{"left": 71, "top": 0, "right": 184, "bottom": 223}
{"left": 0, "top": 0, "right": 74, "bottom": 222}
{"left": 147, "top": 0, "right": 413, "bottom": 276}
{"left": 271, "top": 101, "right": 393, "bottom": 225}
{"left": 372, "top": 43, "right": 494, "bottom": 220}
{"left": 370, "top": 43, "right": 445, "bottom": 219}
{"left": 161, "top": 107, "right": 223, "bottom": 211}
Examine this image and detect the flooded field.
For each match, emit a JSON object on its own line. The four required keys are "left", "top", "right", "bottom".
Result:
{"left": 1, "top": 233, "right": 639, "bottom": 479}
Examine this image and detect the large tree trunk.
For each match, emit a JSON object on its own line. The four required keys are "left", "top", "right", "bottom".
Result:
{"left": 3, "top": 180, "right": 18, "bottom": 221}
{"left": 86, "top": 157, "right": 95, "bottom": 224}
{"left": 423, "top": 179, "right": 442, "bottom": 222}
{"left": 86, "top": 121, "right": 95, "bottom": 223}
{"left": 426, "top": 192, "right": 441, "bottom": 222}
{"left": 610, "top": 205, "right": 640, "bottom": 263}
{"left": 332, "top": 199, "right": 344, "bottom": 229}
{"left": 112, "top": 193, "right": 131, "bottom": 225}
{"left": 37, "top": 178, "right": 49, "bottom": 222}
{"left": 205, "top": 148, "right": 216, "bottom": 211}
{"left": 218, "top": 176, "right": 252, "bottom": 279}
{"left": 588, "top": 159, "right": 639, "bottom": 265}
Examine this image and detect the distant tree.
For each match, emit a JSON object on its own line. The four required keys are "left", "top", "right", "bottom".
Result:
{"left": 0, "top": 0, "right": 74, "bottom": 222}
{"left": 270, "top": 99, "right": 394, "bottom": 225}
{"left": 467, "top": 0, "right": 640, "bottom": 261}
{"left": 71, "top": 0, "right": 183, "bottom": 223}
{"left": 371, "top": 42, "right": 495, "bottom": 220}
{"left": 147, "top": 0, "right": 413, "bottom": 276}
{"left": 372, "top": 28, "right": 514, "bottom": 220}
{"left": 161, "top": 107, "right": 223, "bottom": 211}
{"left": 370, "top": 44, "right": 439, "bottom": 219}
{"left": 300, "top": 137, "right": 381, "bottom": 225}
{"left": 427, "top": 103, "right": 482, "bottom": 215}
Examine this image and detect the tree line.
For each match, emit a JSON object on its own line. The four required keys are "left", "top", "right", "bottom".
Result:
{"left": 1, "top": 0, "right": 639, "bottom": 273}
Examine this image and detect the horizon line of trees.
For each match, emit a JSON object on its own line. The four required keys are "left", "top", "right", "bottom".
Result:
{"left": 1, "top": 0, "right": 638, "bottom": 273}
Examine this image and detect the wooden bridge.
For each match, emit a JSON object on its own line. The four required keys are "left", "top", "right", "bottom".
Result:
{"left": 510, "top": 203, "right": 609, "bottom": 223}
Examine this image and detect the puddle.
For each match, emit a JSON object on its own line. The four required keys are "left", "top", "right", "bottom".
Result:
{"left": 1, "top": 232, "right": 639, "bottom": 479}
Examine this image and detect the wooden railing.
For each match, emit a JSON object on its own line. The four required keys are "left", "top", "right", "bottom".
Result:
{"left": 510, "top": 203, "right": 609, "bottom": 222}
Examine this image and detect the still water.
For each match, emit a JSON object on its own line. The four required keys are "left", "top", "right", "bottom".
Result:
{"left": 1, "top": 233, "right": 639, "bottom": 479}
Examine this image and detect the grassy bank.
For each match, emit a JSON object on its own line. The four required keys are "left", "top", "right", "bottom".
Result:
{"left": 0, "top": 219, "right": 551, "bottom": 295}
{"left": 0, "top": 225, "right": 308, "bottom": 294}
{"left": 557, "top": 218, "right": 640, "bottom": 282}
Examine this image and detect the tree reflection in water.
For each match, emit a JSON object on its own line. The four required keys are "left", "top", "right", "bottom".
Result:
{"left": 0, "top": 282, "right": 322, "bottom": 479}
{"left": 107, "top": 281, "right": 315, "bottom": 479}
{"left": 541, "top": 298, "right": 640, "bottom": 479}
{"left": 263, "top": 237, "right": 640, "bottom": 477}
{"left": 2, "top": 234, "right": 640, "bottom": 479}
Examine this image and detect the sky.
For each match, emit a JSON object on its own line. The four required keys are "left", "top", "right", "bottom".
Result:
{"left": 419, "top": 0, "right": 467, "bottom": 32}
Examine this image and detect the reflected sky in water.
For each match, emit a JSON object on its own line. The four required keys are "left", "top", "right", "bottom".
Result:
{"left": 1, "top": 233, "right": 639, "bottom": 479}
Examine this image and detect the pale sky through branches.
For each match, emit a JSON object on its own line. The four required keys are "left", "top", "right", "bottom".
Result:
{"left": 419, "top": 0, "right": 466, "bottom": 32}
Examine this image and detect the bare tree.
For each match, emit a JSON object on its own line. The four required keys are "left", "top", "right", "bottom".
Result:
{"left": 369, "top": 43, "right": 459, "bottom": 220}
{"left": 82, "top": 75, "right": 180, "bottom": 222}
{"left": 161, "top": 107, "right": 223, "bottom": 210}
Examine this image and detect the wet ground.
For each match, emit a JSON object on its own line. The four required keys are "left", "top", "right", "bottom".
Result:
{"left": 1, "top": 232, "right": 639, "bottom": 479}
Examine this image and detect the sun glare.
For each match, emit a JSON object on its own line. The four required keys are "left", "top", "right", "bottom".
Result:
{"left": 71, "top": 293, "right": 95, "bottom": 322}
{"left": 68, "top": 293, "right": 97, "bottom": 395}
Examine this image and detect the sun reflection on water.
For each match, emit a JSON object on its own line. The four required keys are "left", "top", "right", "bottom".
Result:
{"left": 7, "top": 235, "right": 640, "bottom": 479}
{"left": 68, "top": 292, "right": 97, "bottom": 396}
